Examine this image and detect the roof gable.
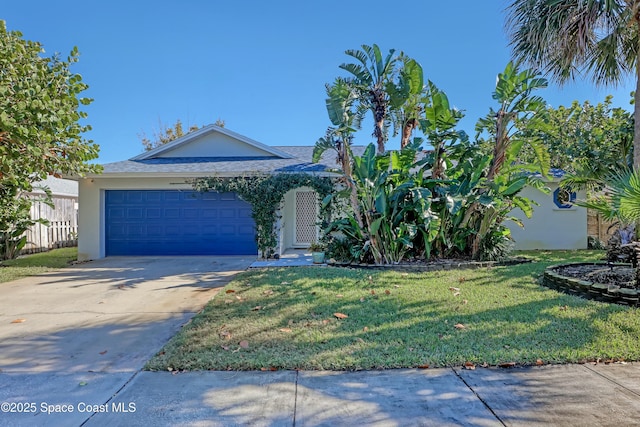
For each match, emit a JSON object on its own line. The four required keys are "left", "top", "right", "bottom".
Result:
{"left": 130, "top": 125, "right": 293, "bottom": 160}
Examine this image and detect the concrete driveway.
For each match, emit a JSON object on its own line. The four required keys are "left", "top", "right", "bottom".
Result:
{"left": 0, "top": 256, "right": 252, "bottom": 425}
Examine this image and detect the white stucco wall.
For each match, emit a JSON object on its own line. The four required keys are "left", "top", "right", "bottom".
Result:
{"left": 506, "top": 183, "right": 588, "bottom": 250}
{"left": 77, "top": 177, "right": 194, "bottom": 261}
{"left": 282, "top": 189, "right": 296, "bottom": 252}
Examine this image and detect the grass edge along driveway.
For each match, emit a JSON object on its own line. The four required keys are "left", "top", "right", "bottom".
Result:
{"left": 147, "top": 250, "right": 640, "bottom": 371}
{"left": 0, "top": 247, "right": 77, "bottom": 283}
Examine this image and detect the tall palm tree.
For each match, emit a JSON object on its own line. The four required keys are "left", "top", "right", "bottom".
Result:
{"left": 340, "top": 44, "right": 399, "bottom": 153}
{"left": 505, "top": 0, "right": 640, "bottom": 166}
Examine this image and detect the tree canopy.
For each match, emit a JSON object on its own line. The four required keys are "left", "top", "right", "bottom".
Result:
{"left": 520, "top": 96, "right": 633, "bottom": 176}
{"left": 505, "top": 0, "right": 640, "bottom": 166}
{"left": 0, "top": 21, "right": 100, "bottom": 259}
{"left": 0, "top": 20, "right": 100, "bottom": 190}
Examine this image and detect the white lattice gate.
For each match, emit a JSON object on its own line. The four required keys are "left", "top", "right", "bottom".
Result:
{"left": 295, "top": 191, "right": 318, "bottom": 246}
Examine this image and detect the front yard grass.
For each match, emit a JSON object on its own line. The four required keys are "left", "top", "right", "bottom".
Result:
{"left": 147, "top": 249, "right": 640, "bottom": 371}
{"left": 0, "top": 247, "right": 77, "bottom": 283}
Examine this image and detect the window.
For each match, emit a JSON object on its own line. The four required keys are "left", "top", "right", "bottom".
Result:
{"left": 553, "top": 187, "right": 576, "bottom": 209}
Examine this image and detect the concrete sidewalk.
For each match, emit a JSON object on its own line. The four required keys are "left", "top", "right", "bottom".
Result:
{"left": 3, "top": 363, "right": 640, "bottom": 426}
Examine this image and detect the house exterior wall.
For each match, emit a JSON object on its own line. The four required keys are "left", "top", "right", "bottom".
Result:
{"left": 79, "top": 176, "right": 321, "bottom": 260}
{"left": 506, "top": 183, "right": 588, "bottom": 250}
{"left": 281, "top": 189, "right": 296, "bottom": 253}
{"left": 157, "top": 133, "right": 276, "bottom": 158}
{"left": 77, "top": 177, "right": 194, "bottom": 260}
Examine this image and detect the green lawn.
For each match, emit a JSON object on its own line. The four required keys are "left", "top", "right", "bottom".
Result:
{"left": 0, "top": 247, "right": 77, "bottom": 283}
{"left": 146, "top": 249, "right": 640, "bottom": 371}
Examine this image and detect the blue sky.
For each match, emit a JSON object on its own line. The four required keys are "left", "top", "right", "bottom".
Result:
{"left": 4, "top": 1, "right": 634, "bottom": 164}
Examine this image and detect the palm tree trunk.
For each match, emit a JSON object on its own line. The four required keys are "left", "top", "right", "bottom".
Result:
{"left": 486, "top": 110, "right": 508, "bottom": 181}
{"left": 401, "top": 118, "right": 418, "bottom": 149}
{"left": 340, "top": 146, "right": 364, "bottom": 230}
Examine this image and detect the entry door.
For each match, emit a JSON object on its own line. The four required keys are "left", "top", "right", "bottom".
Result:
{"left": 294, "top": 190, "right": 318, "bottom": 246}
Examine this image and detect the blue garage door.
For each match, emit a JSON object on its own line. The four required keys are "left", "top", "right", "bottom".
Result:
{"left": 105, "top": 190, "right": 256, "bottom": 256}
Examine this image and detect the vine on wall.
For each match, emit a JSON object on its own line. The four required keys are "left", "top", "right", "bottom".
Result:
{"left": 191, "top": 174, "right": 334, "bottom": 257}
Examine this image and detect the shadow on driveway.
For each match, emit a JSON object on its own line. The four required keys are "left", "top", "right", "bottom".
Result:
{"left": 0, "top": 255, "right": 253, "bottom": 374}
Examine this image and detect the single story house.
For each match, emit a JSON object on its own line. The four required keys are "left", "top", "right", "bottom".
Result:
{"left": 75, "top": 125, "right": 336, "bottom": 261}
{"left": 75, "top": 125, "right": 588, "bottom": 260}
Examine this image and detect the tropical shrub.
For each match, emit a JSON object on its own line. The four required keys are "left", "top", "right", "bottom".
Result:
{"left": 316, "top": 46, "right": 548, "bottom": 264}
{"left": 0, "top": 186, "right": 51, "bottom": 261}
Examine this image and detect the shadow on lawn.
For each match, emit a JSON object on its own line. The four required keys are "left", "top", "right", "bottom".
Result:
{"left": 151, "top": 264, "right": 640, "bottom": 372}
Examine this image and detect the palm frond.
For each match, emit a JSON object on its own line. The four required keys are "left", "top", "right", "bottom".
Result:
{"left": 505, "top": 0, "right": 633, "bottom": 86}
{"left": 570, "top": 167, "right": 640, "bottom": 223}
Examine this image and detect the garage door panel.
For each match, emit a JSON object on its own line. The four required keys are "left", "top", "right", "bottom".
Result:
{"left": 164, "top": 225, "right": 180, "bottom": 236}
{"left": 202, "top": 225, "right": 217, "bottom": 236}
{"left": 202, "top": 209, "right": 217, "bottom": 219}
{"left": 219, "top": 209, "right": 236, "bottom": 219}
{"left": 105, "top": 190, "right": 256, "bottom": 256}
{"left": 164, "top": 208, "right": 180, "bottom": 219}
{"left": 146, "top": 225, "right": 163, "bottom": 237}
{"left": 219, "top": 224, "right": 236, "bottom": 236}
{"left": 183, "top": 208, "right": 199, "bottom": 219}
{"left": 108, "top": 192, "right": 126, "bottom": 203}
{"left": 127, "top": 225, "right": 144, "bottom": 236}
{"left": 238, "top": 225, "right": 255, "bottom": 236}
{"left": 147, "top": 208, "right": 162, "bottom": 219}
{"left": 108, "top": 208, "right": 126, "bottom": 219}
{"left": 108, "top": 224, "right": 126, "bottom": 237}
{"left": 164, "top": 192, "right": 180, "bottom": 202}
{"left": 127, "top": 208, "right": 144, "bottom": 219}
{"left": 126, "top": 191, "right": 145, "bottom": 203}
{"left": 145, "top": 192, "right": 162, "bottom": 202}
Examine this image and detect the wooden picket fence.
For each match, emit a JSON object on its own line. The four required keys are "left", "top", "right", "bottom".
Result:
{"left": 22, "top": 196, "right": 78, "bottom": 254}
{"left": 587, "top": 208, "right": 617, "bottom": 246}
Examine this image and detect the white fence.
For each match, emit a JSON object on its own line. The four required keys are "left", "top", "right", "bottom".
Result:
{"left": 22, "top": 195, "right": 78, "bottom": 253}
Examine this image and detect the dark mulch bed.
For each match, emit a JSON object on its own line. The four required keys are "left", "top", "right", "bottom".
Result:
{"left": 553, "top": 264, "right": 637, "bottom": 289}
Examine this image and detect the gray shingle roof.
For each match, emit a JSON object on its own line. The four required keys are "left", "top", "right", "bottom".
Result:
{"left": 32, "top": 176, "right": 78, "bottom": 196}
{"left": 97, "top": 146, "right": 366, "bottom": 177}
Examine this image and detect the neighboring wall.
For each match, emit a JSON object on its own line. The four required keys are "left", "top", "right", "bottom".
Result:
{"left": 507, "top": 183, "right": 588, "bottom": 250}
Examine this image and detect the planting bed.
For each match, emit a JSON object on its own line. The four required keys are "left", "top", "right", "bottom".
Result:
{"left": 543, "top": 262, "right": 640, "bottom": 306}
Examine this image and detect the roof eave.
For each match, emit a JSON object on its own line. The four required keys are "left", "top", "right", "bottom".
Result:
{"left": 75, "top": 170, "right": 341, "bottom": 180}
{"left": 130, "top": 125, "right": 295, "bottom": 161}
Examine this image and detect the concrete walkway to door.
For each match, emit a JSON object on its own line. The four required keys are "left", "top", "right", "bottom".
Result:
{"left": 0, "top": 256, "right": 253, "bottom": 426}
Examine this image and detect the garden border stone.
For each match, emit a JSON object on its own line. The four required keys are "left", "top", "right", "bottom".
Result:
{"left": 543, "top": 262, "right": 640, "bottom": 306}
{"left": 327, "top": 257, "right": 532, "bottom": 272}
